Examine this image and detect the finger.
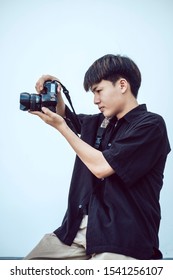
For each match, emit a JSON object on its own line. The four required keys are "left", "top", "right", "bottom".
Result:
{"left": 28, "top": 107, "right": 53, "bottom": 117}
{"left": 29, "top": 110, "right": 44, "bottom": 118}
{"left": 35, "top": 75, "right": 60, "bottom": 93}
{"left": 29, "top": 110, "right": 52, "bottom": 125}
{"left": 36, "top": 75, "right": 53, "bottom": 90}
{"left": 57, "top": 83, "right": 62, "bottom": 94}
{"left": 35, "top": 75, "right": 50, "bottom": 92}
{"left": 41, "top": 107, "right": 63, "bottom": 127}
{"left": 35, "top": 78, "right": 44, "bottom": 92}
{"left": 41, "top": 107, "right": 55, "bottom": 117}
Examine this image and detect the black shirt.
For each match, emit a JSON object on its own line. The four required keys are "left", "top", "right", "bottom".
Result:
{"left": 54, "top": 104, "right": 171, "bottom": 259}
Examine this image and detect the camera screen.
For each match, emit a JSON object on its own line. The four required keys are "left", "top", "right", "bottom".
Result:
{"left": 50, "top": 83, "right": 56, "bottom": 93}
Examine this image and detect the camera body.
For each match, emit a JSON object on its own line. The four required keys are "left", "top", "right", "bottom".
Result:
{"left": 20, "top": 81, "right": 58, "bottom": 112}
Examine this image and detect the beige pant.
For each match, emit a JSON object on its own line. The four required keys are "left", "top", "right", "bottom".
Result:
{"left": 24, "top": 216, "right": 136, "bottom": 260}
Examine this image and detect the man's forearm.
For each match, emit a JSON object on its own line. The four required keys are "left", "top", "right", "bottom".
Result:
{"left": 58, "top": 122, "right": 115, "bottom": 179}
{"left": 30, "top": 107, "right": 115, "bottom": 179}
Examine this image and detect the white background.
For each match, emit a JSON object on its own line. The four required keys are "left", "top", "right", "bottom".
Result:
{"left": 0, "top": 0, "right": 172, "bottom": 258}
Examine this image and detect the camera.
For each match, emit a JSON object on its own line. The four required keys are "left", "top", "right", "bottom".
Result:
{"left": 19, "top": 81, "right": 58, "bottom": 112}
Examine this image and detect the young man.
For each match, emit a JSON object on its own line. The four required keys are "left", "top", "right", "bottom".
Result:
{"left": 24, "top": 54, "right": 170, "bottom": 260}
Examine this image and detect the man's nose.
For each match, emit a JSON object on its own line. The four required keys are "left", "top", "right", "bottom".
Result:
{"left": 94, "top": 93, "right": 100, "bottom": 104}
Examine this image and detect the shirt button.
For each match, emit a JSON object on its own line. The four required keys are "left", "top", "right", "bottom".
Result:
{"left": 78, "top": 204, "right": 82, "bottom": 209}
{"left": 108, "top": 143, "right": 111, "bottom": 147}
{"left": 101, "top": 178, "right": 105, "bottom": 181}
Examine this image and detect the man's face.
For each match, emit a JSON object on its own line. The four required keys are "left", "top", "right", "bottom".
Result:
{"left": 91, "top": 79, "right": 126, "bottom": 118}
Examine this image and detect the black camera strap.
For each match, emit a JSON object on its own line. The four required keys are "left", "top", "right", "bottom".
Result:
{"left": 94, "top": 117, "right": 119, "bottom": 149}
{"left": 94, "top": 118, "right": 110, "bottom": 149}
{"left": 53, "top": 80, "right": 81, "bottom": 132}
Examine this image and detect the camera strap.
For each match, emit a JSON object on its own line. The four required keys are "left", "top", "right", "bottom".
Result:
{"left": 94, "top": 117, "right": 110, "bottom": 149}
{"left": 54, "top": 80, "right": 81, "bottom": 132}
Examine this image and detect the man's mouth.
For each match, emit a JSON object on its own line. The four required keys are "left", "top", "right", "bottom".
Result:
{"left": 99, "top": 106, "right": 104, "bottom": 112}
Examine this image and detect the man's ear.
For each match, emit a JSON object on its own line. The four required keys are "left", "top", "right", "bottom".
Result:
{"left": 119, "top": 79, "right": 128, "bottom": 93}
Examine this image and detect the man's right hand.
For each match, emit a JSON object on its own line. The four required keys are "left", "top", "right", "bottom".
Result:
{"left": 35, "top": 74, "right": 61, "bottom": 94}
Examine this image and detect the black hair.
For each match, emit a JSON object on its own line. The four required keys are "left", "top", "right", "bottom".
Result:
{"left": 83, "top": 54, "right": 141, "bottom": 97}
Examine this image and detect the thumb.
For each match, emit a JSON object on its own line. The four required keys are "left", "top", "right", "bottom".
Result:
{"left": 41, "top": 107, "right": 53, "bottom": 116}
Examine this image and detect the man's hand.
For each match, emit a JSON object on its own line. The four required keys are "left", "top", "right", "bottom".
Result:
{"left": 35, "top": 74, "right": 61, "bottom": 93}
{"left": 34, "top": 74, "right": 65, "bottom": 117}
{"left": 30, "top": 107, "right": 66, "bottom": 131}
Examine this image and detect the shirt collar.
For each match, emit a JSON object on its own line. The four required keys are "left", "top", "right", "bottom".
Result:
{"left": 121, "top": 104, "right": 147, "bottom": 123}
{"left": 100, "top": 104, "right": 147, "bottom": 125}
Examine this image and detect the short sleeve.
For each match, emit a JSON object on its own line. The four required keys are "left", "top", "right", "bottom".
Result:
{"left": 103, "top": 121, "right": 170, "bottom": 185}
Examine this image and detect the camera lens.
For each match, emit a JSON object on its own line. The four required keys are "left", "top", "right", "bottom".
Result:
{"left": 20, "top": 93, "right": 41, "bottom": 111}
{"left": 20, "top": 93, "right": 30, "bottom": 111}
{"left": 30, "top": 94, "right": 41, "bottom": 111}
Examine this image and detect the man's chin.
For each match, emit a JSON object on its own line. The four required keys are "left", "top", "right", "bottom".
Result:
{"left": 103, "top": 112, "right": 113, "bottom": 118}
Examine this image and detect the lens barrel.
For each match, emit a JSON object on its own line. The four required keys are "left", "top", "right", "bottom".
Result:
{"left": 20, "top": 93, "right": 30, "bottom": 111}
{"left": 20, "top": 93, "right": 41, "bottom": 111}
